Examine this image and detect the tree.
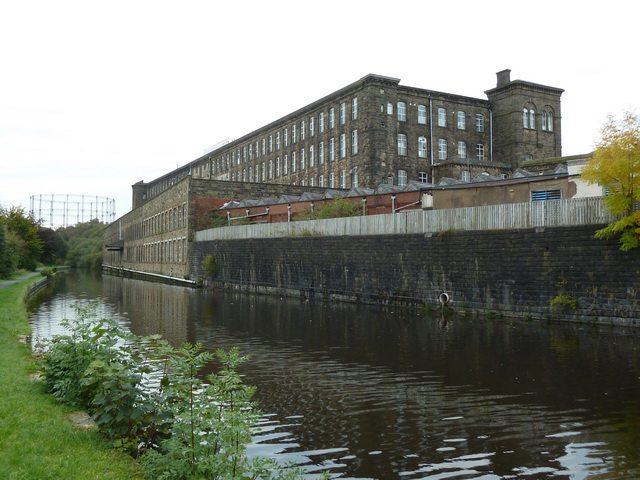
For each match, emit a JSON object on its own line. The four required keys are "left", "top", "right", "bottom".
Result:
{"left": 0, "top": 220, "right": 16, "bottom": 278}
{"left": 581, "top": 112, "right": 640, "bottom": 250}
{"left": 0, "top": 206, "right": 43, "bottom": 271}
{"left": 56, "top": 219, "right": 106, "bottom": 269}
{"left": 38, "top": 227, "right": 67, "bottom": 265}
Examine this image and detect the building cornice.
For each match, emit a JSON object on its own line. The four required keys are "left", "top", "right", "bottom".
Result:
{"left": 485, "top": 80, "right": 564, "bottom": 97}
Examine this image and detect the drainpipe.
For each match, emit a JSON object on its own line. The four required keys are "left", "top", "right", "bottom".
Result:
{"left": 362, "top": 197, "right": 367, "bottom": 216}
{"left": 391, "top": 195, "right": 396, "bottom": 213}
{"left": 429, "top": 94, "right": 434, "bottom": 182}
{"left": 489, "top": 109, "right": 494, "bottom": 162}
{"left": 287, "top": 205, "right": 292, "bottom": 222}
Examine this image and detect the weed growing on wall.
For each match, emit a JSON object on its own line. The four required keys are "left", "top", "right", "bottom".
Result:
{"left": 37, "top": 306, "right": 309, "bottom": 479}
{"left": 202, "top": 254, "right": 217, "bottom": 277}
{"left": 550, "top": 294, "right": 578, "bottom": 312}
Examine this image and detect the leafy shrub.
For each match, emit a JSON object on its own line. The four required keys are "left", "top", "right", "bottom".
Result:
{"left": 296, "top": 197, "right": 361, "bottom": 221}
{"left": 550, "top": 294, "right": 578, "bottom": 311}
{"left": 40, "top": 268, "right": 54, "bottom": 278}
{"left": 37, "top": 307, "right": 307, "bottom": 479}
{"left": 202, "top": 254, "right": 217, "bottom": 277}
{"left": 37, "top": 305, "right": 130, "bottom": 407}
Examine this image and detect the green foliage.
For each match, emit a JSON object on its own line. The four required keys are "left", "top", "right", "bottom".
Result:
{"left": 0, "top": 206, "right": 43, "bottom": 272}
{"left": 56, "top": 219, "right": 106, "bottom": 268}
{"left": 0, "top": 278, "right": 144, "bottom": 480}
{"left": 296, "top": 197, "right": 362, "bottom": 221}
{"left": 203, "top": 254, "right": 217, "bottom": 277}
{"left": 484, "top": 309, "right": 499, "bottom": 320}
{"left": 38, "top": 305, "right": 130, "bottom": 407}
{"left": 39, "top": 226, "right": 68, "bottom": 265}
{"left": 0, "top": 220, "right": 16, "bottom": 278}
{"left": 581, "top": 112, "right": 640, "bottom": 250}
{"left": 550, "top": 294, "right": 578, "bottom": 312}
{"left": 40, "top": 267, "right": 54, "bottom": 278}
{"left": 191, "top": 202, "right": 229, "bottom": 231}
{"left": 37, "top": 306, "right": 306, "bottom": 479}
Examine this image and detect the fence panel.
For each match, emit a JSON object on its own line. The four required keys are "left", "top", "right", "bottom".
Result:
{"left": 193, "top": 197, "right": 618, "bottom": 242}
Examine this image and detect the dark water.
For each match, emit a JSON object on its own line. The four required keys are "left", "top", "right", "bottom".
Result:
{"left": 28, "top": 271, "right": 640, "bottom": 479}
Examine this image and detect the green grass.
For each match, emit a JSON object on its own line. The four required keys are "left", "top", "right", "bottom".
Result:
{"left": 0, "top": 278, "right": 144, "bottom": 480}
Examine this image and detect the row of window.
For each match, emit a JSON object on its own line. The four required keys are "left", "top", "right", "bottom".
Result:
{"left": 388, "top": 102, "right": 486, "bottom": 131}
{"left": 143, "top": 204, "right": 187, "bottom": 238}
{"left": 523, "top": 108, "right": 554, "bottom": 131}
{"left": 213, "top": 98, "right": 359, "bottom": 170}
{"left": 214, "top": 131, "right": 359, "bottom": 176}
{"left": 226, "top": 167, "right": 426, "bottom": 189}
{"left": 129, "top": 237, "right": 187, "bottom": 264}
{"left": 396, "top": 134, "right": 486, "bottom": 161}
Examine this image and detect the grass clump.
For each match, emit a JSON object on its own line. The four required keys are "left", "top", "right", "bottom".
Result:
{"left": 0, "top": 277, "right": 143, "bottom": 480}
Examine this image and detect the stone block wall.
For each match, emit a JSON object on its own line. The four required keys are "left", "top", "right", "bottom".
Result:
{"left": 190, "top": 225, "right": 640, "bottom": 326}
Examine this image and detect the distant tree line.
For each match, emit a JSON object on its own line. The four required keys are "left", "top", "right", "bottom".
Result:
{"left": 0, "top": 205, "right": 106, "bottom": 279}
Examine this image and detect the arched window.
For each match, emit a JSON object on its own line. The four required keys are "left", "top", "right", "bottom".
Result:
{"left": 397, "top": 101, "right": 407, "bottom": 121}
{"left": 542, "top": 112, "right": 548, "bottom": 131}
{"left": 457, "top": 141, "right": 467, "bottom": 159}
{"left": 523, "top": 108, "right": 529, "bottom": 128}
{"left": 438, "top": 108, "right": 447, "bottom": 127}
{"left": 397, "top": 134, "right": 408, "bottom": 156}
{"left": 529, "top": 109, "right": 536, "bottom": 129}
{"left": 418, "top": 136, "right": 428, "bottom": 158}
{"left": 547, "top": 112, "right": 554, "bottom": 131}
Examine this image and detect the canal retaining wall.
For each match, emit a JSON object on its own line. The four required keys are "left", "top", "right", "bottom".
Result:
{"left": 190, "top": 224, "right": 640, "bottom": 326}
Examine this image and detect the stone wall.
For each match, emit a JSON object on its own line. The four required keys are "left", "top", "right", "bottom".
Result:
{"left": 190, "top": 225, "right": 640, "bottom": 326}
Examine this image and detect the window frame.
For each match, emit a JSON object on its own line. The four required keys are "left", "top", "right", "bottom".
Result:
{"left": 418, "top": 105, "right": 427, "bottom": 124}
{"left": 351, "top": 129, "right": 358, "bottom": 155}
{"left": 398, "top": 169, "right": 408, "bottom": 187}
{"left": 418, "top": 136, "right": 428, "bottom": 158}
{"left": 397, "top": 133, "right": 408, "bottom": 156}
{"left": 397, "top": 101, "right": 407, "bottom": 122}
{"left": 438, "top": 139, "right": 447, "bottom": 160}
{"left": 457, "top": 141, "right": 467, "bottom": 159}
{"left": 438, "top": 107, "right": 447, "bottom": 127}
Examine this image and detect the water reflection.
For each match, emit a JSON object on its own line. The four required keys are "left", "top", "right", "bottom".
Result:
{"left": 28, "top": 271, "right": 640, "bottom": 479}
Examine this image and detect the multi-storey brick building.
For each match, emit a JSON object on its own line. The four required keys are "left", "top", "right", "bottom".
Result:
{"left": 106, "top": 69, "right": 566, "bottom": 280}
{"left": 184, "top": 69, "right": 563, "bottom": 191}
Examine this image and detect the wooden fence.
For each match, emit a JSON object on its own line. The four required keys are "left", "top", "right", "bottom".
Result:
{"left": 194, "top": 197, "right": 616, "bottom": 242}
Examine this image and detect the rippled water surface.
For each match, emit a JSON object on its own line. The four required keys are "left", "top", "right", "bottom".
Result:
{"left": 28, "top": 271, "right": 640, "bottom": 479}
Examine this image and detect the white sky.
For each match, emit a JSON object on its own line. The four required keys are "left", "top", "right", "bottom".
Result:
{"left": 1, "top": 0, "right": 638, "bottom": 222}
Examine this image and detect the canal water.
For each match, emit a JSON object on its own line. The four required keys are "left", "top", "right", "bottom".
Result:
{"left": 28, "top": 270, "right": 640, "bottom": 479}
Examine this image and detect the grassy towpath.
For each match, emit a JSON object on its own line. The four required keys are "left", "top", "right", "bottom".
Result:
{"left": 0, "top": 274, "right": 144, "bottom": 480}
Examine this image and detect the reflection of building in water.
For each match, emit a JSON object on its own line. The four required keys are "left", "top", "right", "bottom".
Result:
{"left": 102, "top": 276, "right": 191, "bottom": 345}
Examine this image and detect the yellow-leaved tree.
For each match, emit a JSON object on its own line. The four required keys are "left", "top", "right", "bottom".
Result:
{"left": 581, "top": 111, "right": 640, "bottom": 250}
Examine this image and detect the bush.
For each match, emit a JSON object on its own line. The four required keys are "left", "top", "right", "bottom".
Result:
{"left": 550, "top": 294, "right": 578, "bottom": 312}
{"left": 40, "top": 268, "right": 54, "bottom": 278}
{"left": 202, "top": 254, "right": 217, "bottom": 277}
{"left": 296, "top": 197, "right": 362, "bottom": 221}
{"left": 37, "top": 307, "right": 307, "bottom": 479}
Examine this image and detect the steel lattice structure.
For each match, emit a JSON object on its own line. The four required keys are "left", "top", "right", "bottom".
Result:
{"left": 29, "top": 194, "right": 116, "bottom": 229}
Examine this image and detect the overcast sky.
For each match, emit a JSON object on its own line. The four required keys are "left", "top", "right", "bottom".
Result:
{"left": 1, "top": 0, "right": 638, "bottom": 223}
